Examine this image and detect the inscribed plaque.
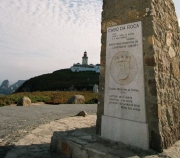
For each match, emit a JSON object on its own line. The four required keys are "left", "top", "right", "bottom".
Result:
{"left": 104, "top": 21, "right": 146, "bottom": 122}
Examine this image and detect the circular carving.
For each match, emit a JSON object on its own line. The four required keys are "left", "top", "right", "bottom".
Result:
{"left": 110, "top": 51, "right": 138, "bottom": 85}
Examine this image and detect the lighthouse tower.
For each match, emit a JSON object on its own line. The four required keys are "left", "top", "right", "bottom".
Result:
{"left": 82, "top": 51, "right": 88, "bottom": 65}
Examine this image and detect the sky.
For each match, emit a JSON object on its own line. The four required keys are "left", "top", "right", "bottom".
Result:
{"left": 0, "top": 0, "right": 179, "bottom": 84}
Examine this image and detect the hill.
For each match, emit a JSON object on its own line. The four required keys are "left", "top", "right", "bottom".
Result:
{"left": 16, "top": 69, "right": 99, "bottom": 92}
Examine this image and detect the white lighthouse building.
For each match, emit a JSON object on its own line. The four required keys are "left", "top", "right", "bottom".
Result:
{"left": 82, "top": 51, "right": 88, "bottom": 65}
{"left": 71, "top": 51, "right": 100, "bottom": 73}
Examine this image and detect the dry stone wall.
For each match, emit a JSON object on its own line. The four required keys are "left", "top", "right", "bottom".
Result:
{"left": 97, "top": 0, "right": 180, "bottom": 152}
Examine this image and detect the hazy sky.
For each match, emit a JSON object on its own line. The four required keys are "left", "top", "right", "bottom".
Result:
{"left": 0, "top": 0, "right": 179, "bottom": 84}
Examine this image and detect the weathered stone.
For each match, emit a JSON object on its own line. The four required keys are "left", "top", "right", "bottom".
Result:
{"left": 166, "top": 32, "right": 172, "bottom": 46}
{"left": 72, "top": 146, "right": 88, "bottom": 158}
{"left": 128, "top": 10, "right": 141, "bottom": 20}
{"left": 17, "top": 96, "right": 31, "bottom": 106}
{"left": 102, "top": 21, "right": 118, "bottom": 33}
{"left": 145, "top": 56, "right": 156, "bottom": 66}
{"left": 148, "top": 36, "right": 155, "bottom": 45}
{"left": 100, "top": 58, "right": 106, "bottom": 66}
{"left": 66, "top": 95, "right": 85, "bottom": 104}
{"left": 60, "top": 142, "right": 72, "bottom": 158}
{"left": 76, "top": 111, "right": 88, "bottom": 117}
{"left": 168, "top": 47, "right": 176, "bottom": 58}
{"left": 97, "top": 0, "right": 180, "bottom": 152}
{"left": 148, "top": 79, "right": 157, "bottom": 96}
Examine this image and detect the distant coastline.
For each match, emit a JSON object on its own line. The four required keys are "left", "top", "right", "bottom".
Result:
{"left": 0, "top": 80, "right": 26, "bottom": 95}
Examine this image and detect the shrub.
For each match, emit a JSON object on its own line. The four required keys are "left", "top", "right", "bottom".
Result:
{"left": 85, "top": 98, "right": 98, "bottom": 104}
{"left": 0, "top": 91, "right": 98, "bottom": 106}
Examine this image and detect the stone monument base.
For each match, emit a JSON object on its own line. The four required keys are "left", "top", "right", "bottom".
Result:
{"left": 101, "top": 115, "right": 149, "bottom": 150}
{"left": 50, "top": 126, "right": 155, "bottom": 158}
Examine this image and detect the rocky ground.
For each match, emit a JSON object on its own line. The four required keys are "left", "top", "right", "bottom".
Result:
{"left": 0, "top": 104, "right": 97, "bottom": 158}
{"left": 4, "top": 115, "right": 97, "bottom": 158}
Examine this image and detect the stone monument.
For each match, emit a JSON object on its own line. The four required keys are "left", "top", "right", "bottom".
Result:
{"left": 97, "top": 0, "right": 180, "bottom": 152}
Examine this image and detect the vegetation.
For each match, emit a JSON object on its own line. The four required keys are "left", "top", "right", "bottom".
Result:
{"left": 0, "top": 91, "right": 98, "bottom": 107}
{"left": 16, "top": 69, "right": 99, "bottom": 92}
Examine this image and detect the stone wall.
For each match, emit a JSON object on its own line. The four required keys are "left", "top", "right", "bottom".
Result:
{"left": 96, "top": 0, "right": 180, "bottom": 152}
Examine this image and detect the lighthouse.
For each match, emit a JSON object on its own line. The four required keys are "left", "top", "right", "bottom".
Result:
{"left": 70, "top": 51, "right": 100, "bottom": 72}
{"left": 82, "top": 51, "right": 88, "bottom": 65}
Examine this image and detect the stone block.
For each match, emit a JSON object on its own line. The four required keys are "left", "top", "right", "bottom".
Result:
{"left": 144, "top": 56, "right": 155, "bottom": 66}
{"left": 66, "top": 95, "right": 85, "bottom": 104}
{"left": 57, "top": 141, "right": 72, "bottom": 158}
{"left": 17, "top": 96, "right": 31, "bottom": 106}
{"left": 101, "top": 115, "right": 149, "bottom": 150}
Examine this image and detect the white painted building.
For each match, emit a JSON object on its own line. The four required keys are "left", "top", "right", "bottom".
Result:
{"left": 71, "top": 51, "right": 100, "bottom": 73}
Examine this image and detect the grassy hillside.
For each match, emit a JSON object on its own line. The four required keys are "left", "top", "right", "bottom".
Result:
{"left": 16, "top": 69, "right": 99, "bottom": 92}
